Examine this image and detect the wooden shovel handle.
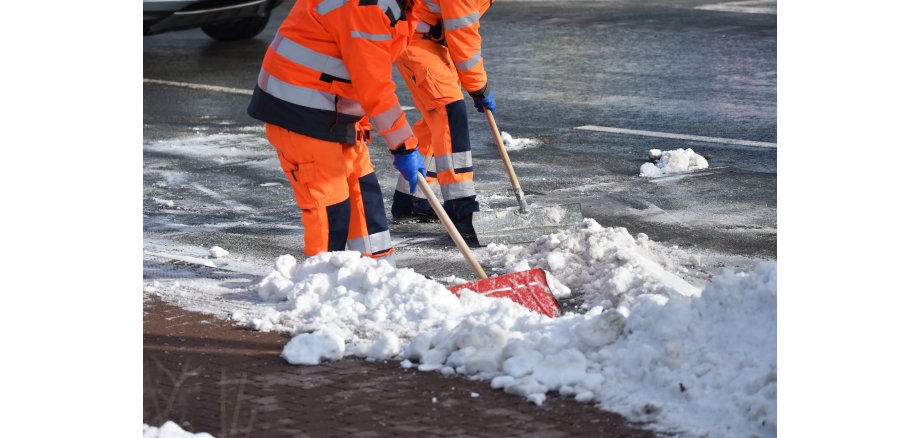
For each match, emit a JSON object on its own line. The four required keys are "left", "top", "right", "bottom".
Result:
{"left": 415, "top": 171, "right": 488, "bottom": 280}
{"left": 485, "top": 109, "right": 522, "bottom": 191}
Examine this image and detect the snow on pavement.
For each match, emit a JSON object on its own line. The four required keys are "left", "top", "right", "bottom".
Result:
{"left": 486, "top": 131, "right": 541, "bottom": 151}
{"left": 226, "top": 219, "right": 776, "bottom": 438}
{"left": 640, "top": 148, "right": 709, "bottom": 177}
{"left": 144, "top": 421, "right": 214, "bottom": 438}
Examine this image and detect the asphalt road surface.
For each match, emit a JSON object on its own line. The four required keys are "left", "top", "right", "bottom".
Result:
{"left": 143, "top": 0, "right": 776, "bottom": 286}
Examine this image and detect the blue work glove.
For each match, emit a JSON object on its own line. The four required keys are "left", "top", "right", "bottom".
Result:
{"left": 392, "top": 147, "right": 427, "bottom": 193}
{"left": 472, "top": 91, "right": 496, "bottom": 114}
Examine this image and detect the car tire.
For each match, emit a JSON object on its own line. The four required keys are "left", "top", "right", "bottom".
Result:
{"left": 201, "top": 13, "right": 271, "bottom": 41}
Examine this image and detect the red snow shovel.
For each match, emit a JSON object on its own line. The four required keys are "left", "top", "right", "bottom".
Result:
{"left": 414, "top": 171, "right": 563, "bottom": 318}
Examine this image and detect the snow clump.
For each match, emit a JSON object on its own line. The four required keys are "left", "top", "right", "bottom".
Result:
{"left": 281, "top": 331, "right": 346, "bottom": 365}
{"left": 640, "top": 148, "right": 709, "bottom": 177}
{"left": 144, "top": 421, "right": 214, "bottom": 438}
{"left": 497, "top": 131, "right": 541, "bottom": 151}
{"left": 209, "top": 246, "right": 230, "bottom": 258}
{"left": 486, "top": 218, "right": 700, "bottom": 309}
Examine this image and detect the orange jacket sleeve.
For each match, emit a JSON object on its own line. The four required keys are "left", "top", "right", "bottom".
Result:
{"left": 334, "top": 1, "right": 417, "bottom": 151}
{"left": 442, "top": 0, "right": 489, "bottom": 95}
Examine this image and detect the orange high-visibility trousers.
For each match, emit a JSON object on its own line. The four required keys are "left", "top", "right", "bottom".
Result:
{"left": 266, "top": 123, "right": 394, "bottom": 264}
{"left": 393, "top": 35, "right": 479, "bottom": 223}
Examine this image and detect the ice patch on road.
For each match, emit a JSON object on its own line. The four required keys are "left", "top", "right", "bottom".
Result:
{"left": 640, "top": 148, "right": 709, "bottom": 177}
{"left": 144, "top": 132, "right": 276, "bottom": 170}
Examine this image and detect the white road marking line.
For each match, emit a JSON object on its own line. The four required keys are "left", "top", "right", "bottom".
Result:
{"left": 695, "top": 0, "right": 776, "bottom": 14}
{"left": 144, "top": 78, "right": 253, "bottom": 95}
{"left": 145, "top": 251, "right": 217, "bottom": 268}
{"left": 143, "top": 78, "right": 416, "bottom": 110}
{"left": 574, "top": 125, "right": 776, "bottom": 148}
{"left": 191, "top": 183, "right": 254, "bottom": 211}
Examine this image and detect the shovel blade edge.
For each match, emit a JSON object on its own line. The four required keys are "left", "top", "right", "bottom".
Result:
{"left": 472, "top": 203, "right": 583, "bottom": 246}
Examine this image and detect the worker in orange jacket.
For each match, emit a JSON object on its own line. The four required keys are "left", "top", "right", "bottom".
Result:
{"left": 390, "top": 0, "right": 495, "bottom": 238}
{"left": 247, "top": 0, "right": 426, "bottom": 266}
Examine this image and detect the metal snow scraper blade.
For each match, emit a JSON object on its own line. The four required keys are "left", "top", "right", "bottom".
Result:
{"left": 472, "top": 203, "right": 583, "bottom": 246}
{"left": 471, "top": 109, "right": 583, "bottom": 246}
{"left": 415, "top": 171, "right": 562, "bottom": 318}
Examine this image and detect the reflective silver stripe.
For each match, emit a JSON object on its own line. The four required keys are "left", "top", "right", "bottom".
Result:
{"left": 346, "top": 231, "right": 393, "bottom": 254}
{"left": 441, "top": 179, "right": 476, "bottom": 200}
{"left": 370, "top": 104, "right": 404, "bottom": 132}
{"left": 423, "top": 0, "right": 441, "bottom": 13}
{"left": 396, "top": 154, "right": 436, "bottom": 195}
{"left": 258, "top": 69, "right": 365, "bottom": 117}
{"left": 395, "top": 175, "right": 412, "bottom": 194}
{"left": 351, "top": 30, "right": 392, "bottom": 41}
{"left": 423, "top": 153, "right": 437, "bottom": 173}
{"left": 381, "top": 124, "right": 414, "bottom": 149}
{"left": 346, "top": 238, "right": 367, "bottom": 252}
{"left": 435, "top": 151, "right": 472, "bottom": 171}
{"left": 271, "top": 33, "right": 350, "bottom": 80}
{"left": 376, "top": 0, "right": 403, "bottom": 18}
{"left": 369, "top": 230, "right": 393, "bottom": 253}
{"left": 315, "top": 0, "right": 348, "bottom": 15}
{"left": 397, "top": 177, "right": 437, "bottom": 197}
{"left": 416, "top": 22, "right": 431, "bottom": 33}
{"left": 337, "top": 97, "right": 365, "bottom": 117}
{"left": 444, "top": 11, "right": 479, "bottom": 30}
{"left": 454, "top": 50, "right": 482, "bottom": 72}
{"left": 396, "top": 175, "right": 432, "bottom": 197}
{"left": 377, "top": 252, "right": 396, "bottom": 268}
{"left": 259, "top": 69, "right": 335, "bottom": 111}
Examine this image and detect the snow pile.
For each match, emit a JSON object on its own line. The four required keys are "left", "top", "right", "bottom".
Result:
{"left": 496, "top": 131, "right": 540, "bottom": 151}
{"left": 244, "top": 224, "right": 776, "bottom": 437}
{"left": 486, "top": 219, "right": 700, "bottom": 309}
{"left": 237, "top": 251, "right": 539, "bottom": 360}
{"left": 143, "top": 421, "right": 213, "bottom": 438}
{"left": 595, "top": 261, "right": 776, "bottom": 437}
{"left": 282, "top": 331, "right": 346, "bottom": 365}
{"left": 209, "top": 246, "right": 230, "bottom": 258}
{"left": 640, "top": 148, "right": 709, "bottom": 177}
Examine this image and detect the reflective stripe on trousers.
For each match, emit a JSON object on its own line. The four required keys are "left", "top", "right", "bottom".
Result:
{"left": 346, "top": 230, "right": 393, "bottom": 254}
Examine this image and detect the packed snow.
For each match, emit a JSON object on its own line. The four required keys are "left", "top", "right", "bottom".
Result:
{"left": 486, "top": 219, "right": 701, "bottom": 309}
{"left": 152, "top": 197, "right": 175, "bottom": 208}
{"left": 143, "top": 422, "right": 213, "bottom": 438}
{"left": 640, "top": 148, "right": 709, "bottom": 177}
{"left": 488, "top": 131, "right": 541, "bottom": 151}
{"left": 235, "top": 219, "right": 776, "bottom": 437}
{"left": 282, "top": 331, "right": 345, "bottom": 365}
{"left": 209, "top": 246, "right": 230, "bottom": 258}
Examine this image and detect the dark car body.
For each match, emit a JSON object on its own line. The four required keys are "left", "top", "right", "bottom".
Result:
{"left": 144, "top": 0, "right": 286, "bottom": 40}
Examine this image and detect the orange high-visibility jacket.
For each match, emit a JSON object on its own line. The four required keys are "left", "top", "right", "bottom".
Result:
{"left": 414, "top": 0, "right": 492, "bottom": 96}
{"left": 248, "top": 0, "right": 419, "bottom": 151}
